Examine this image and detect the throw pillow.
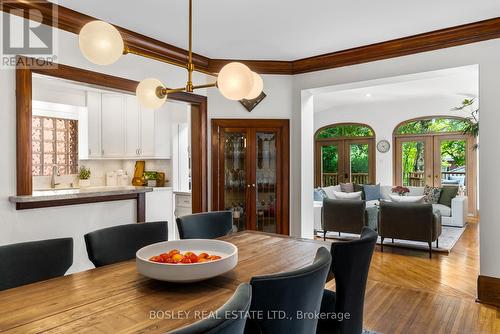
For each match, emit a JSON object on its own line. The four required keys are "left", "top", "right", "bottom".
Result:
{"left": 313, "top": 188, "right": 328, "bottom": 201}
{"left": 389, "top": 194, "right": 425, "bottom": 203}
{"left": 423, "top": 185, "right": 441, "bottom": 204}
{"left": 333, "top": 190, "right": 362, "bottom": 200}
{"left": 340, "top": 182, "right": 354, "bottom": 193}
{"left": 363, "top": 184, "right": 381, "bottom": 201}
{"left": 439, "top": 186, "right": 459, "bottom": 207}
{"left": 353, "top": 183, "right": 366, "bottom": 200}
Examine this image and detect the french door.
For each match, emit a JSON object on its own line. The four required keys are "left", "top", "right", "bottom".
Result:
{"left": 211, "top": 119, "right": 289, "bottom": 235}
{"left": 395, "top": 134, "right": 476, "bottom": 214}
{"left": 315, "top": 138, "right": 375, "bottom": 187}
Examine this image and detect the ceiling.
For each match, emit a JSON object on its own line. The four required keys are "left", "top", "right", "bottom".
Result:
{"left": 314, "top": 65, "right": 479, "bottom": 113}
{"left": 49, "top": 0, "right": 500, "bottom": 61}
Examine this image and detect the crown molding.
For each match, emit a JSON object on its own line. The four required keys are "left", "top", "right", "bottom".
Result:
{"left": 2, "top": 1, "right": 500, "bottom": 75}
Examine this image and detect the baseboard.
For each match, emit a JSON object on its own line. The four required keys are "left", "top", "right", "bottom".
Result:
{"left": 477, "top": 275, "right": 500, "bottom": 307}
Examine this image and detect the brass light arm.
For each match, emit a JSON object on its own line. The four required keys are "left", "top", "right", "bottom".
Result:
{"left": 192, "top": 82, "right": 218, "bottom": 90}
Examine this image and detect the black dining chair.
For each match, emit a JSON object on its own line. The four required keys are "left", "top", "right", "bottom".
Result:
{"left": 84, "top": 221, "right": 168, "bottom": 267}
{"left": 244, "top": 247, "right": 332, "bottom": 334}
{"left": 0, "top": 238, "right": 73, "bottom": 291}
{"left": 317, "top": 227, "right": 378, "bottom": 334}
{"left": 176, "top": 211, "right": 233, "bottom": 239}
{"left": 167, "top": 283, "right": 252, "bottom": 334}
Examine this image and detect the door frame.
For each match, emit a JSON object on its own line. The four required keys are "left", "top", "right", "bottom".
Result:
{"left": 211, "top": 119, "right": 290, "bottom": 235}
{"left": 314, "top": 123, "right": 376, "bottom": 187}
{"left": 393, "top": 117, "right": 478, "bottom": 215}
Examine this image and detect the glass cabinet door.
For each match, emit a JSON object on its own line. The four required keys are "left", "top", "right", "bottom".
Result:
{"left": 255, "top": 131, "right": 278, "bottom": 233}
{"left": 223, "top": 131, "right": 248, "bottom": 231}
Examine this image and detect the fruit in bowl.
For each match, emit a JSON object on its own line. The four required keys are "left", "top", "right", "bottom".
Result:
{"left": 149, "top": 249, "right": 222, "bottom": 264}
{"left": 136, "top": 239, "right": 238, "bottom": 283}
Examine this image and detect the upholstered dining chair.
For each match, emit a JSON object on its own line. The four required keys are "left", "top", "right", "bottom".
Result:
{"left": 316, "top": 227, "right": 378, "bottom": 334}
{"left": 0, "top": 238, "right": 73, "bottom": 291}
{"left": 244, "top": 247, "right": 332, "bottom": 334}
{"left": 168, "top": 283, "right": 252, "bottom": 334}
{"left": 176, "top": 211, "right": 233, "bottom": 239}
{"left": 84, "top": 221, "right": 168, "bottom": 267}
{"left": 322, "top": 199, "right": 367, "bottom": 240}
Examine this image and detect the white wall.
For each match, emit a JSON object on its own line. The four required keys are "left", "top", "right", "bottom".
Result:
{"left": 0, "top": 13, "right": 207, "bottom": 273}
{"left": 314, "top": 95, "right": 468, "bottom": 186}
{"left": 293, "top": 38, "right": 500, "bottom": 279}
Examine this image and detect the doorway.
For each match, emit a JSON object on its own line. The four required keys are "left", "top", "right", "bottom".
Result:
{"left": 315, "top": 124, "right": 375, "bottom": 187}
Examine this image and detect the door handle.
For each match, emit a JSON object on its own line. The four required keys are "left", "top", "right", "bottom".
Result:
{"left": 252, "top": 184, "right": 256, "bottom": 188}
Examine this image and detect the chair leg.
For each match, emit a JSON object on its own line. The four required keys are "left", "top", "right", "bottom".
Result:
{"left": 323, "top": 230, "right": 327, "bottom": 241}
{"left": 436, "top": 238, "right": 439, "bottom": 248}
{"left": 339, "top": 231, "right": 341, "bottom": 237}
{"left": 381, "top": 237, "right": 384, "bottom": 252}
{"left": 392, "top": 238, "right": 394, "bottom": 243}
{"left": 428, "top": 242, "right": 432, "bottom": 259}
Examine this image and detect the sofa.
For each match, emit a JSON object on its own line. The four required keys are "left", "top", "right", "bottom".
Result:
{"left": 313, "top": 185, "right": 467, "bottom": 233}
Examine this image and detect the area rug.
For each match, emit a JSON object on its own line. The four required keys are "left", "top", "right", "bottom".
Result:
{"left": 319, "top": 225, "right": 466, "bottom": 253}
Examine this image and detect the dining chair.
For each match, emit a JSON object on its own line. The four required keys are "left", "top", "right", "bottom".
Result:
{"left": 316, "top": 227, "right": 378, "bottom": 334}
{"left": 322, "top": 199, "right": 367, "bottom": 240}
{"left": 167, "top": 283, "right": 252, "bottom": 334}
{"left": 84, "top": 221, "right": 167, "bottom": 267}
{"left": 0, "top": 238, "right": 73, "bottom": 291}
{"left": 244, "top": 247, "right": 332, "bottom": 334}
{"left": 176, "top": 211, "right": 233, "bottom": 239}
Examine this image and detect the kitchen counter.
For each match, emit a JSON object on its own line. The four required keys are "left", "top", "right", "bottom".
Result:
{"left": 9, "top": 186, "right": 152, "bottom": 222}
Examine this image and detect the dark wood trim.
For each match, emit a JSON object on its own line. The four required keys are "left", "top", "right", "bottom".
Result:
{"left": 2, "top": 2, "right": 500, "bottom": 75}
{"left": 477, "top": 275, "right": 500, "bottom": 307}
{"left": 211, "top": 119, "right": 290, "bottom": 235}
{"left": 2, "top": 0, "right": 210, "bottom": 72}
{"left": 15, "top": 56, "right": 208, "bottom": 212}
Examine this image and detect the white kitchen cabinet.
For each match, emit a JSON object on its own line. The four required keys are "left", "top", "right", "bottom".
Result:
{"left": 154, "top": 104, "right": 171, "bottom": 159}
{"left": 140, "top": 106, "right": 156, "bottom": 157}
{"left": 85, "top": 92, "right": 102, "bottom": 158}
{"left": 125, "top": 95, "right": 140, "bottom": 157}
{"left": 146, "top": 188, "right": 175, "bottom": 239}
{"left": 101, "top": 94, "right": 125, "bottom": 157}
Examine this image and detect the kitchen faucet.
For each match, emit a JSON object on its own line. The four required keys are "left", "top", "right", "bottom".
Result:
{"left": 51, "top": 165, "right": 60, "bottom": 188}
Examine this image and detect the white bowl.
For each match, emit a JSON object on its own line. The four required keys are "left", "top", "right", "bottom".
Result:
{"left": 136, "top": 239, "right": 238, "bottom": 283}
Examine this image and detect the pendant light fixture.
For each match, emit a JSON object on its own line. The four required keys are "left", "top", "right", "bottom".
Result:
{"left": 78, "top": 0, "right": 263, "bottom": 109}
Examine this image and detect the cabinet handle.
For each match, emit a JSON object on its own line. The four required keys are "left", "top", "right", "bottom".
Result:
{"left": 252, "top": 184, "right": 256, "bottom": 188}
{"left": 88, "top": 149, "right": 91, "bottom": 156}
{"left": 101, "top": 149, "right": 104, "bottom": 156}
{"left": 139, "top": 148, "right": 142, "bottom": 155}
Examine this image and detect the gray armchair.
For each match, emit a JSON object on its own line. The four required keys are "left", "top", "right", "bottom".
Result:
{"left": 322, "top": 199, "right": 367, "bottom": 240}
{"left": 379, "top": 201, "right": 442, "bottom": 258}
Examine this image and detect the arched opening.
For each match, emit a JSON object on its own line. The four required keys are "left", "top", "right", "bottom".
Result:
{"left": 315, "top": 123, "right": 376, "bottom": 187}
{"left": 393, "top": 116, "right": 477, "bottom": 215}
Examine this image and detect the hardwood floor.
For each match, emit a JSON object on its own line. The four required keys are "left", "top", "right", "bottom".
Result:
{"left": 323, "top": 219, "right": 500, "bottom": 333}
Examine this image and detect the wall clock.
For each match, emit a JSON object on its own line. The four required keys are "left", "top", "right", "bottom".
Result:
{"left": 377, "top": 140, "right": 391, "bottom": 153}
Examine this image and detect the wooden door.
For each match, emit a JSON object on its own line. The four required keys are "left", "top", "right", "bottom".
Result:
{"left": 395, "top": 136, "right": 433, "bottom": 187}
{"left": 212, "top": 119, "right": 289, "bottom": 235}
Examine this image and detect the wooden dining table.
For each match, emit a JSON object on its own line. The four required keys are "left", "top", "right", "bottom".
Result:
{"left": 0, "top": 231, "right": 329, "bottom": 333}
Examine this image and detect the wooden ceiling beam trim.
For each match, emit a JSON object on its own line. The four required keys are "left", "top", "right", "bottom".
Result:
{"left": 1, "top": 2, "right": 500, "bottom": 75}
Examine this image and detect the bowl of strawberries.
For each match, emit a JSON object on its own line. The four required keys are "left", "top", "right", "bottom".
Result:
{"left": 136, "top": 239, "right": 238, "bottom": 283}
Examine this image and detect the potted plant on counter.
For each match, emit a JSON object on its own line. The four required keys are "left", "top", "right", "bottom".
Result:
{"left": 79, "top": 166, "right": 91, "bottom": 188}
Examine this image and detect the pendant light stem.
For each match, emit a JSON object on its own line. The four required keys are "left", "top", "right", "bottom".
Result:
{"left": 186, "top": 0, "right": 194, "bottom": 92}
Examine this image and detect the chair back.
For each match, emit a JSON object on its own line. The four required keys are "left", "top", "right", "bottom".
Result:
{"left": 168, "top": 283, "right": 252, "bottom": 334}
{"left": 322, "top": 199, "right": 366, "bottom": 234}
{"left": 176, "top": 211, "right": 232, "bottom": 239}
{"left": 379, "top": 201, "right": 434, "bottom": 242}
{"left": 84, "top": 221, "right": 167, "bottom": 267}
{"left": 245, "top": 247, "right": 332, "bottom": 334}
{"left": 0, "top": 238, "right": 73, "bottom": 291}
{"left": 330, "top": 227, "right": 377, "bottom": 334}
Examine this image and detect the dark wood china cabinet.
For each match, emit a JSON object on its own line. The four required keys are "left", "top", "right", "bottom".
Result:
{"left": 211, "top": 119, "right": 289, "bottom": 235}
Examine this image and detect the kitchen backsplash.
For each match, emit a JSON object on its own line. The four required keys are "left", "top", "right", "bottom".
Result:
{"left": 33, "top": 159, "right": 172, "bottom": 189}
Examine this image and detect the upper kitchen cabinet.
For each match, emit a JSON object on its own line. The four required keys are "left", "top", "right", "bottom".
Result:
{"left": 85, "top": 92, "right": 102, "bottom": 159}
{"left": 80, "top": 91, "right": 171, "bottom": 160}
{"left": 101, "top": 93, "right": 126, "bottom": 158}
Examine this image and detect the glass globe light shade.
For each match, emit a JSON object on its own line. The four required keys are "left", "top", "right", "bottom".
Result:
{"left": 244, "top": 72, "right": 264, "bottom": 100}
{"left": 217, "top": 62, "right": 254, "bottom": 100}
{"left": 79, "top": 21, "right": 124, "bottom": 65}
{"left": 136, "top": 78, "right": 167, "bottom": 109}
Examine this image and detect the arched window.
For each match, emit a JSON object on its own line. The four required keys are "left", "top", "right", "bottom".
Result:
{"left": 315, "top": 123, "right": 375, "bottom": 187}
{"left": 393, "top": 116, "right": 477, "bottom": 214}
